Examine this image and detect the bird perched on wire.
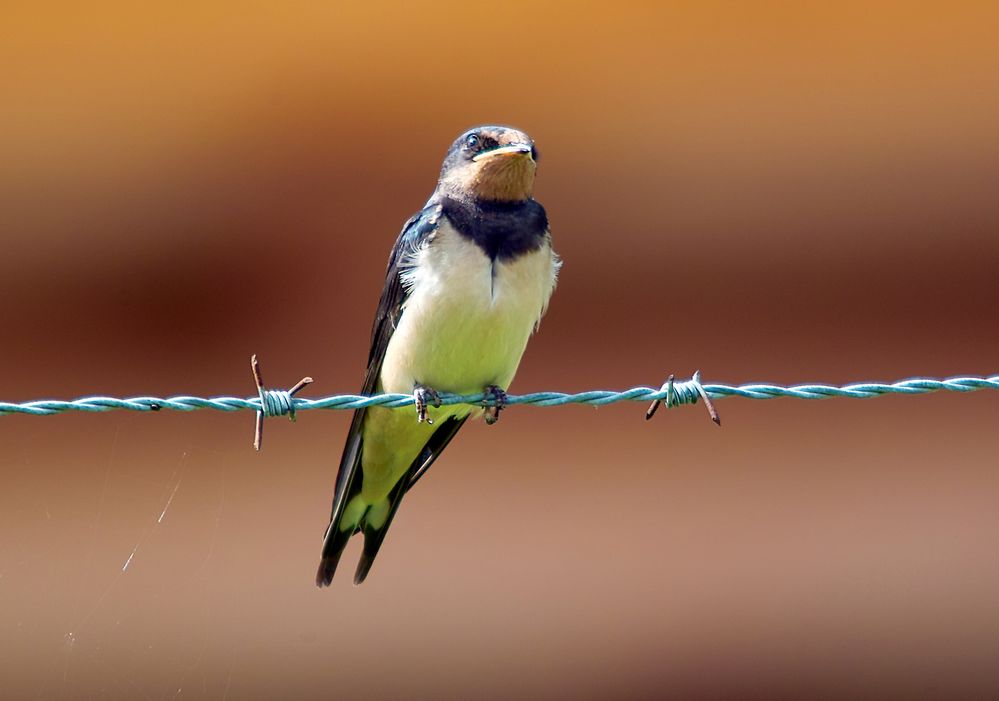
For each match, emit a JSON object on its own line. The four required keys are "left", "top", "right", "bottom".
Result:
{"left": 316, "top": 126, "right": 561, "bottom": 586}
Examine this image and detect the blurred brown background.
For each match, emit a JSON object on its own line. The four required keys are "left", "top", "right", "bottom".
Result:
{"left": 2, "top": 1, "right": 999, "bottom": 698}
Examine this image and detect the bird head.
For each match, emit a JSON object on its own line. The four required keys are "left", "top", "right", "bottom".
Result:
{"left": 437, "top": 126, "right": 538, "bottom": 203}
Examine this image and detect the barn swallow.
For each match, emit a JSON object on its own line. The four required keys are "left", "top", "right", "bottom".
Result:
{"left": 316, "top": 126, "right": 561, "bottom": 586}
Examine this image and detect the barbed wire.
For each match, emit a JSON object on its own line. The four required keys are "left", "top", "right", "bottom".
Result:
{"left": 3, "top": 353, "right": 996, "bottom": 451}
{"left": 3, "top": 374, "right": 997, "bottom": 417}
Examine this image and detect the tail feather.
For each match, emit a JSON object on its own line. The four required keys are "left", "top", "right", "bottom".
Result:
{"left": 317, "top": 415, "right": 468, "bottom": 587}
{"left": 316, "top": 418, "right": 366, "bottom": 588}
{"left": 316, "top": 492, "right": 366, "bottom": 586}
{"left": 353, "top": 470, "right": 414, "bottom": 585}
{"left": 315, "top": 522, "right": 354, "bottom": 587}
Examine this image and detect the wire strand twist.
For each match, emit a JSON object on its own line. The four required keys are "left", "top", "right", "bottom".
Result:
{"left": 3, "top": 375, "right": 996, "bottom": 416}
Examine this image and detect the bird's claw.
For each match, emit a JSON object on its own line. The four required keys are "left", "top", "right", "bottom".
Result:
{"left": 482, "top": 385, "right": 508, "bottom": 425}
{"left": 414, "top": 384, "right": 442, "bottom": 424}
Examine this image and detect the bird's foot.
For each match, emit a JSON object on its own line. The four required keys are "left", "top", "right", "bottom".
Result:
{"left": 413, "top": 384, "right": 442, "bottom": 424}
{"left": 482, "top": 385, "right": 508, "bottom": 425}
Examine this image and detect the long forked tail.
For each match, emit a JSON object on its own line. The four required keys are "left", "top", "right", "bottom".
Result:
{"left": 352, "top": 415, "right": 469, "bottom": 584}
{"left": 315, "top": 468, "right": 413, "bottom": 587}
{"left": 316, "top": 414, "right": 469, "bottom": 587}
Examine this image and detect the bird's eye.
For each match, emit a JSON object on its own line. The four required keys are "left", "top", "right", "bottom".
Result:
{"left": 465, "top": 134, "right": 480, "bottom": 150}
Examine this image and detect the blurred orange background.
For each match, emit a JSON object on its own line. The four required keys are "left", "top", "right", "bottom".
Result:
{"left": 2, "top": 1, "right": 999, "bottom": 698}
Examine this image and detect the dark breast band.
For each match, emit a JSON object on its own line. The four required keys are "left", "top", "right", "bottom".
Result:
{"left": 441, "top": 196, "right": 549, "bottom": 262}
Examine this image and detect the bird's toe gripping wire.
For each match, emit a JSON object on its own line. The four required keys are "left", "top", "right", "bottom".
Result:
{"left": 251, "top": 354, "right": 313, "bottom": 450}
{"left": 482, "top": 385, "right": 508, "bottom": 425}
{"left": 413, "top": 384, "right": 442, "bottom": 424}
{"left": 645, "top": 370, "right": 721, "bottom": 426}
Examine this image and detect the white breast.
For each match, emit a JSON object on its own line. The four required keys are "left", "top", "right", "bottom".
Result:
{"left": 379, "top": 220, "right": 559, "bottom": 397}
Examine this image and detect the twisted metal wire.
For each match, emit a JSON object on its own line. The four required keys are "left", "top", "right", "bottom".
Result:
{"left": 2, "top": 375, "right": 996, "bottom": 417}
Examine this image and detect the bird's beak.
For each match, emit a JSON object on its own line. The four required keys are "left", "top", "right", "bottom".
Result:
{"left": 472, "top": 143, "right": 534, "bottom": 162}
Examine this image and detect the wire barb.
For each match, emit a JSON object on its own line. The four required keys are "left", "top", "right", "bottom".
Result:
{"left": 645, "top": 370, "right": 721, "bottom": 425}
{"left": 251, "top": 355, "right": 313, "bottom": 451}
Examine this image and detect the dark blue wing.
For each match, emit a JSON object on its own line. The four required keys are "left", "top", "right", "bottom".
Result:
{"left": 316, "top": 201, "right": 443, "bottom": 586}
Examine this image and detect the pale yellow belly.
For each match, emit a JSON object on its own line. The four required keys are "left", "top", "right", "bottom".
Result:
{"left": 380, "top": 227, "right": 552, "bottom": 396}
{"left": 359, "top": 224, "right": 556, "bottom": 502}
